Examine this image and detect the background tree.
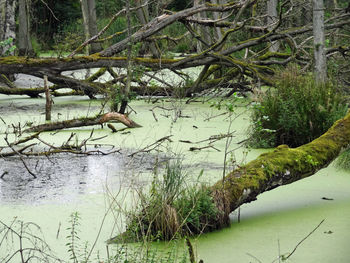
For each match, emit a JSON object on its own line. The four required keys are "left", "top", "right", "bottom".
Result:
{"left": 193, "top": 0, "right": 211, "bottom": 52}
{"left": 18, "top": 0, "right": 34, "bottom": 56}
{"left": 134, "top": 0, "right": 160, "bottom": 58}
{"left": 80, "top": 0, "right": 102, "bottom": 54}
{"left": 267, "top": 0, "right": 279, "bottom": 52}
{"left": 0, "top": 0, "right": 16, "bottom": 56}
{"left": 313, "top": 0, "right": 327, "bottom": 83}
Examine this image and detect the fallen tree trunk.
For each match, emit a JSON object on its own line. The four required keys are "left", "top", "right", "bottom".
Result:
{"left": 210, "top": 110, "right": 350, "bottom": 229}
{"left": 113, "top": 110, "right": 350, "bottom": 243}
{"left": 24, "top": 112, "right": 141, "bottom": 133}
{"left": 0, "top": 85, "right": 85, "bottom": 97}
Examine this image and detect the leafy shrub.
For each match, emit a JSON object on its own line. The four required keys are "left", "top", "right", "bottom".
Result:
{"left": 0, "top": 38, "right": 16, "bottom": 56}
{"left": 248, "top": 68, "right": 348, "bottom": 148}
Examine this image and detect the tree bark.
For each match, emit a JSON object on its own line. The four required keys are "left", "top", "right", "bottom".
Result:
{"left": 119, "top": 0, "right": 132, "bottom": 114}
{"left": 313, "top": 0, "right": 327, "bottom": 84}
{"left": 80, "top": 0, "right": 102, "bottom": 54}
{"left": 0, "top": 0, "right": 16, "bottom": 56}
{"left": 44, "top": 75, "right": 51, "bottom": 121}
{"left": 211, "top": 0, "right": 223, "bottom": 41}
{"left": 18, "top": 0, "right": 34, "bottom": 56}
{"left": 134, "top": 0, "right": 160, "bottom": 58}
{"left": 267, "top": 0, "right": 279, "bottom": 52}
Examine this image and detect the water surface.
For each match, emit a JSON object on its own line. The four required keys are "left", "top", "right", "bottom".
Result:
{"left": 0, "top": 93, "right": 349, "bottom": 262}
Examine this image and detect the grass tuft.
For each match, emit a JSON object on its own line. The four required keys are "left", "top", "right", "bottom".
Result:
{"left": 125, "top": 159, "right": 219, "bottom": 241}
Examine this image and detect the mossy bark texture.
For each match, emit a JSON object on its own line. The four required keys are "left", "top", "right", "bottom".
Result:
{"left": 210, "top": 111, "right": 350, "bottom": 229}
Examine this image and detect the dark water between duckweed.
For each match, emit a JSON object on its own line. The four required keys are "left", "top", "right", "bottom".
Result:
{"left": 0, "top": 151, "right": 164, "bottom": 205}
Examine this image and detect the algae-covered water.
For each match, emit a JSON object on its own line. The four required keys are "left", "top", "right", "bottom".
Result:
{"left": 0, "top": 92, "right": 349, "bottom": 262}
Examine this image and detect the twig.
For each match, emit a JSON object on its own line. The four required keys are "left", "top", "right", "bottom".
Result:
{"left": 56, "top": 222, "right": 61, "bottom": 239}
{"left": 128, "top": 135, "right": 172, "bottom": 157}
{"left": 284, "top": 219, "right": 325, "bottom": 260}
{"left": 189, "top": 145, "right": 221, "bottom": 152}
{"left": 11, "top": 132, "right": 40, "bottom": 146}
{"left": 4, "top": 136, "right": 37, "bottom": 178}
{"left": 150, "top": 109, "right": 158, "bottom": 122}
{"left": 90, "top": 135, "right": 109, "bottom": 141}
{"left": 143, "top": 71, "right": 173, "bottom": 88}
{"left": 36, "top": 137, "right": 58, "bottom": 150}
{"left": 246, "top": 252, "right": 263, "bottom": 263}
{"left": 0, "top": 171, "right": 8, "bottom": 179}
{"left": 180, "top": 132, "right": 235, "bottom": 145}
{"left": 0, "top": 143, "right": 36, "bottom": 157}
{"left": 0, "top": 115, "right": 6, "bottom": 124}
{"left": 107, "top": 123, "right": 117, "bottom": 133}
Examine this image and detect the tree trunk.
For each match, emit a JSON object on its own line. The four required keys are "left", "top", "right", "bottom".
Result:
{"left": 87, "top": 0, "right": 101, "bottom": 54}
{"left": 211, "top": 0, "right": 223, "bottom": 41}
{"left": 313, "top": 0, "right": 327, "bottom": 84}
{"left": 134, "top": 0, "right": 160, "bottom": 58}
{"left": 194, "top": 0, "right": 211, "bottom": 52}
{"left": 0, "top": 0, "right": 16, "bottom": 56}
{"left": 119, "top": 0, "right": 132, "bottom": 114}
{"left": 18, "top": 0, "right": 34, "bottom": 56}
{"left": 210, "top": 111, "right": 350, "bottom": 229}
{"left": 111, "top": 109, "right": 350, "bottom": 243}
{"left": 80, "top": 0, "right": 102, "bottom": 54}
{"left": 267, "top": 0, "right": 279, "bottom": 52}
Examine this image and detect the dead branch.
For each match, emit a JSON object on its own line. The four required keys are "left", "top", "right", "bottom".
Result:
{"left": 128, "top": 135, "right": 172, "bottom": 157}
{"left": 24, "top": 112, "right": 141, "bottom": 133}
{"left": 4, "top": 135, "right": 36, "bottom": 178}
{"left": 284, "top": 219, "right": 325, "bottom": 261}
{"left": 100, "top": 2, "right": 254, "bottom": 56}
{"left": 189, "top": 145, "right": 221, "bottom": 152}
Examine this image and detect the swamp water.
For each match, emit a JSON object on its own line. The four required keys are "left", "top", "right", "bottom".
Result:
{"left": 0, "top": 93, "right": 349, "bottom": 262}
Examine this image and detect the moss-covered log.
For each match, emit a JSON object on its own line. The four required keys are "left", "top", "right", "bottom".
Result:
{"left": 111, "top": 111, "right": 350, "bottom": 243}
{"left": 24, "top": 112, "right": 141, "bottom": 133}
{"left": 210, "top": 110, "right": 350, "bottom": 228}
{"left": 0, "top": 85, "right": 44, "bottom": 97}
{"left": 0, "top": 85, "right": 87, "bottom": 97}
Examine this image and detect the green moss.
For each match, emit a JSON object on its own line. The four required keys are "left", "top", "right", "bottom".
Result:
{"left": 0, "top": 55, "right": 180, "bottom": 66}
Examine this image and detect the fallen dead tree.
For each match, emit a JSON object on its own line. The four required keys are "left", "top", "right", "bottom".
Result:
{"left": 24, "top": 112, "right": 141, "bottom": 133}
{"left": 0, "top": 2, "right": 349, "bottom": 99}
{"left": 113, "top": 110, "right": 350, "bottom": 242}
{"left": 209, "top": 110, "right": 350, "bottom": 229}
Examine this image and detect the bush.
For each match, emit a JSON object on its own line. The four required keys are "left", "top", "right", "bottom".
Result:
{"left": 248, "top": 68, "right": 348, "bottom": 148}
